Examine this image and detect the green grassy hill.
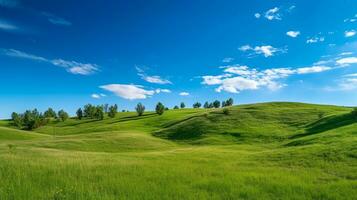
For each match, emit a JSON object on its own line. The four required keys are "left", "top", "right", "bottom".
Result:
{"left": 0, "top": 102, "right": 356, "bottom": 199}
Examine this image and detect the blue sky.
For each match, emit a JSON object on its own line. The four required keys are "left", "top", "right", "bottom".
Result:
{"left": 1, "top": 0, "right": 357, "bottom": 118}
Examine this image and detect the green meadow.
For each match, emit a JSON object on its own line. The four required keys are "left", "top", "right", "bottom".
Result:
{"left": 0, "top": 102, "right": 356, "bottom": 199}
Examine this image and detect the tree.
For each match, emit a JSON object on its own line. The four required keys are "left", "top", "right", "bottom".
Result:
{"left": 11, "top": 112, "right": 23, "bottom": 128}
{"left": 223, "top": 108, "right": 230, "bottom": 115}
{"left": 203, "top": 102, "right": 209, "bottom": 109}
{"left": 352, "top": 107, "right": 357, "bottom": 118}
{"left": 213, "top": 100, "right": 221, "bottom": 108}
{"left": 76, "top": 108, "right": 83, "bottom": 120}
{"left": 173, "top": 105, "right": 179, "bottom": 109}
{"left": 108, "top": 104, "right": 118, "bottom": 118}
{"left": 94, "top": 106, "right": 104, "bottom": 120}
{"left": 180, "top": 102, "right": 185, "bottom": 109}
{"left": 193, "top": 102, "right": 202, "bottom": 108}
{"left": 44, "top": 108, "right": 56, "bottom": 118}
{"left": 135, "top": 103, "right": 145, "bottom": 116}
{"left": 103, "top": 104, "right": 109, "bottom": 113}
{"left": 208, "top": 103, "right": 214, "bottom": 108}
{"left": 58, "top": 110, "right": 69, "bottom": 122}
{"left": 84, "top": 104, "right": 96, "bottom": 118}
{"left": 155, "top": 102, "right": 165, "bottom": 115}
{"left": 222, "top": 101, "right": 226, "bottom": 107}
{"left": 23, "top": 109, "right": 45, "bottom": 130}
{"left": 226, "top": 98, "right": 234, "bottom": 106}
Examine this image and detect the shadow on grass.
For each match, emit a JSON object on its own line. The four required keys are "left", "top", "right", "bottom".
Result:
{"left": 290, "top": 113, "right": 357, "bottom": 139}
{"left": 107, "top": 113, "right": 157, "bottom": 124}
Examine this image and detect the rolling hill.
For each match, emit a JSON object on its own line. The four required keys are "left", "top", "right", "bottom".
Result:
{"left": 0, "top": 102, "right": 356, "bottom": 199}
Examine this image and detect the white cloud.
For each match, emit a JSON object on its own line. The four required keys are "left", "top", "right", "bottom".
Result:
{"left": 265, "top": 7, "right": 281, "bottom": 21}
{"left": 296, "top": 66, "right": 331, "bottom": 74}
{"left": 91, "top": 94, "right": 101, "bottom": 99}
{"left": 136, "top": 67, "right": 172, "bottom": 84}
{"left": 155, "top": 89, "right": 171, "bottom": 93}
{"left": 222, "top": 57, "right": 234, "bottom": 63}
{"left": 345, "top": 30, "right": 356, "bottom": 37}
{"left": 100, "top": 84, "right": 155, "bottom": 100}
{"left": 344, "top": 73, "right": 357, "bottom": 77}
{"left": 286, "top": 31, "right": 300, "bottom": 38}
{"left": 336, "top": 57, "right": 357, "bottom": 65}
{"left": 100, "top": 93, "right": 106, "bottom": 97}
{"left": 339, "top": 52, "right": 353, "bottom": 56}
{"left": 254, "top": 13, "right": 261, "bottom": 18}
{"left": 179, "top": 92, "right": 189, "bottom": 96}
{"left": 201, "top": 64, "right": 333, "bottom": 93}
{"left": 2, "top": 49, "right": 99, "bottom": 75}
{"left": 327, "top": 78, "right": 357, "bottom": 91}
{"left": 239, "top": 45, "right": 284, "bottom": 57}
{"left": 0, "top": 20, "right": 18, "bottom": 31}
{"left": 306, "top": 36, "right": 325, "bottom": 44}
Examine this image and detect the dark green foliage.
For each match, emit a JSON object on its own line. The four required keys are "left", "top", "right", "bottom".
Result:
{"left": 165, "top": 107, "right": 169, "bottom": 111}
{"left": 108, "top": 104, "right": 118, "bottom": 118}
{"left": 44, "top": 108, "right": 57, "bottom": 118}
{"left": 213, "top": 100, "right": 221, "bottom": 108}
{"left": 208, "top": 103, "right": 214, "bottom": 108}
{"left": 203, "top": 102, "right": 209, "bottom": 109}
{"left": 180, "top": 102, "right": 185, "bottom": 109}
{"left": 76, "top": 108, "right": 83, "bottom": 120}
{"left": 155, "top": 102, "right": 165, "bottom": 115}
{"left": 351, "top": 107, "right": 357, "bottom": 117}
{"left": 21, "top": 109, "right": 47, "bottom": 130}
{"left": 226, "top": 98, "right": 234, "bottom": 106}
{"left": 223, "top": 108, "right": 230, "bottom": 115}
{"left": 136, "top": 103, "right": 145, "bottom": 116}
{"left": 103, "top": 104, "right": 109, "bottom": 113}
{"left": 193, "top": 102, "right": 201, "bottom": 108}
{"left": 173, "top": 106, "right": 179, "bottom": 109}
{"left": 94, "top": 106, "right": 104, "bottom": 120}
{"left": 11, "top": 112, "right": 23, "bottom": 128}
{"left": 58, "top": 110, "right": 69, "bottom": 122}
{"left": 84, "top": 104, "right": 96, "bottom": 118}
{"left": 222, "top": 101, "right": 226, "bottom": 107}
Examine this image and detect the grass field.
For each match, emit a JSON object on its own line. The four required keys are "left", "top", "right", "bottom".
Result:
{"left": 0, "top": 102, "right": 356, "bottom": 199}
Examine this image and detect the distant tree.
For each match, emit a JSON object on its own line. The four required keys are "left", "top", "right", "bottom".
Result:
{"left": 135, "top": 103, "right": 145, "bottom": 116}
{"left": 226, "top": 98, "right": 234, "bottom": 106}
{"left": 122, "top": 109, "right": 126, "bottom": 112}
{"left": 11, "top": 112, "right": 23, "bottom": 128}
{"left": 222, "top": 101, "right": 226, "bottom": 107}
{"left": 165, "top": 107, "right": 169, "bottom": 111}
{"left": 44, "top": 108, "right": 56, "bottom": 118}
{"left": 94, "top": 106, "right": 104, "bottom": 120}
{"left": 208, "top": 103, "right": 214, "bottom": 108}
{"left": 180, "top": 102, "right": 185, "bottom": 109}
{"left": 108, "top": 104, "right": 118, "bottom": 118}
{"left": 58, "top": 110, "right": 69, "bottom": 122}
{"left": 203, "top": 102, "right": 209, "bottom": 109}
{"left": 155, "top": 102, "right": 165, "bottom": 115}
{"left": 103, "top": 104, "right": 109, "bottom": 113}
{"left": 173, "top": 105, "right": 179, "bottom": 109}
{"left": 213, "top": 100, "right": 221, "bottom": 108}
{"left": 76, "top": 108, "right": 83, "bottom": 120}
{"left": 84, "top": 104, "right": 96, "bottom": 118}
{"left": 223, "top": 108, "right": 230, "bottom": 115}
{"left": 193, "top": 102, "right": 202, "bottom": 108}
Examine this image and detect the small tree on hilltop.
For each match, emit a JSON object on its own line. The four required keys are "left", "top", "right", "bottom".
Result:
{"left": 203, "top": 102, "right": 209, "bottom": 109}
{"left": 58, "top": 110, "right": 69, "bottom": 122}
{"left": 352, "top": 107, "right": 357, "bottom": 118}
{"left": 193, "top": 102, "right": 202, "bottom": 108}
{"left": 173, "top": 105, "right": 179, "bottom": 109}
{"left": 94, "top": 106, "right": 104, "bottom": 120}
{"left": 226, "top": 98, "right": 234, "bottom": 106}
{"left": 155, "top": 102, "right": 165, "bottom": 115}
{"left": 136, "top": 103, "right": 145, "bottom": 116}
{"left": 103, "top": 104, "right": 109, "bottom": 113}
{"left": 213, "top": 100, "right": 221, "bottom": 108}
{"left": 108, "top": 104, "right": 118, "bottom": 118}
{"left": 44, "top": 108, "right": 57, "bottom": 118}
{"left": 180, "top": 102, "right": 185, "bottom": 109}
{"left": 76, "top": 108, "right": 83, "bottom": 120}
{"left": 11, "top": 112, "right": 23, "bottom": 128}
{"left": 222, "top": 101, "right": 226, "bottom": 107}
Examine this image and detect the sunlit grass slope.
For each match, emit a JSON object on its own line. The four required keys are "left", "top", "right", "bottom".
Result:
{"left": 0, "top": 102, "right": 356, "bottom": 199}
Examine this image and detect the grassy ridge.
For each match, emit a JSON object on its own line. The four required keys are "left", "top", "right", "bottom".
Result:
{"left": 0, "top": 102, "right": 356, "bottom": 199}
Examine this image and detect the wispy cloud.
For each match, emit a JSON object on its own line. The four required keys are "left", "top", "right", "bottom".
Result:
{"left": 2, "top": 49, "right": 99, "bottom": 75}
{"left": 239, "top": 45, "right": 286, "bottom": 57}
{"left": 91, "top": 94, "right": 101, "bottom": 99}
{"left": 100, "top": 84, "right": 155, "bottom": 100}
{"left": 136, "top": 66, "right": 172, "bottom": 84}
{"left": 42, "top": 12, "right": 72, "bottom": 26}
{"left": 286, "top": 31, "right": 300, "bottom": 38}
{"left": 344, "top": 30, "right": 356, "bottom": 37}
{"left": 326, "top": 75, "right": 357, "bottom": 91}
{"left": 201, "top": 64, "right": 332, "bottom": 93}
{"left": 222, "top": 57, "right": 234, "bottom": 63}
{"left": 306, "top": 36, "right": 325, "bottom": 44}
{"left": 0, "top": 19, "right": 18, "bottom": 31}
{"left": 336, "top": 57, "right": 357, "bottom": 66}
{"left": 264, "top": 7, "right": 281, "bottom": 21}
{"left": 179, "top": 92, "right": 190, "bottom": 96}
